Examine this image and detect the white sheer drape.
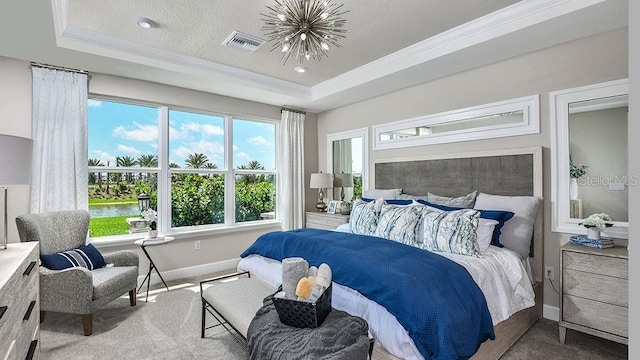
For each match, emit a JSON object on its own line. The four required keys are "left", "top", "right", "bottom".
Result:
{"left": 277, "top": 110, "right": 305, "bottom": 230}
{"left": 30, "top": 67, "right": 88, "bottom": 213}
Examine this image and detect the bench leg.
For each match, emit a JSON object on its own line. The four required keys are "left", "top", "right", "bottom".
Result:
{"left": 201, "top": 298, "right": 206, "bottom": 338}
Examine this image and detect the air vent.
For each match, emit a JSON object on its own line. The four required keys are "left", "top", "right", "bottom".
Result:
{"left": 222, "top": 31, "right": 265, "bottom": 53}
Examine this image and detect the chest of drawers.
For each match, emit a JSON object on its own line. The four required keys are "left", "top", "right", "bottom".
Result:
{"left": 0, "top": 242, "right": 40, "bottom": 360}
{"left": 559, "top": 243, "right": 627, "bottom": 345}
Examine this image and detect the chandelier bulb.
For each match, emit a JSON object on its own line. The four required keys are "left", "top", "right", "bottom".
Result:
{"left": 320, "top": 12, "right": 328, "bottom": 20}
{"left": 282, "top": 43, "right": 290, "bottom": 52}
{"left": 300, "top": 33, "right": 307, "bottom": 41}
{"left": 305, "top": 53, "right": 311, "bottom": 60}
{"left": 321, "top": 42, "right": 329, "bottom": 50}
{"left": 277, "top": 13, "right": 286, "bottom": 21}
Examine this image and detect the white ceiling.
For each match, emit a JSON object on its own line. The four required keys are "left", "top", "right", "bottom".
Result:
{"left": 0, "top": 0, "right": 628, "bottom": 113}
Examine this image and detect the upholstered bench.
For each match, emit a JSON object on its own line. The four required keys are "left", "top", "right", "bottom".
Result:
{"left": 200, "top": 271, "right": 276, "bottom": 344}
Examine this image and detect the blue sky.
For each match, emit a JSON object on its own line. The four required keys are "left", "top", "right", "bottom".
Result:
{"left": 87, "top": 99, "right": 275, "bottom": 170}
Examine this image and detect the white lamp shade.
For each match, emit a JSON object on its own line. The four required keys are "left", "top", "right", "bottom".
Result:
{"left": 333, "top": 173, "right": 354, "bottom": 187}
{"left": 309, "top": 173, "right": 332, "bottom": 189}
{"left": 0, "top": 134, "right": 33, "bottom": 184}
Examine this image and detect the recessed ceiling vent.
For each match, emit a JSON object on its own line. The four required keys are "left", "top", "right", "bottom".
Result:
{"left": 222, "top": 31, "right": 265, "bottom": 53}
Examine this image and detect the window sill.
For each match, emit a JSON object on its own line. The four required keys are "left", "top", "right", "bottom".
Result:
{"left": 90, "top": 220, "right": 282, "bottom": 248}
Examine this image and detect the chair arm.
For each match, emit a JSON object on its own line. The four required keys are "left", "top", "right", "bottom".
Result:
{"left": 39, "top": 266, "right": 94, "bottom": 313}
{"left": 103, "top": 249, "right": 139, "bottom": 267}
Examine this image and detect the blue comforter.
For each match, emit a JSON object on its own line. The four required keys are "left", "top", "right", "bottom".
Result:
{"left": 240, "top": 228, "right": 495, "bottom": 360}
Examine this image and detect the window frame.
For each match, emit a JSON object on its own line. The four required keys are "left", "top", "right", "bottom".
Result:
{"left": 87, "top": 97, "right": 280, "bottom": 245}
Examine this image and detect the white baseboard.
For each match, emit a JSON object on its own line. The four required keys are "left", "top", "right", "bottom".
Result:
{"left": 543, "top": 304, "right": 560, "bottom": 322}
{"left": 137, "top": 258, "right": 241, "bottom": 288}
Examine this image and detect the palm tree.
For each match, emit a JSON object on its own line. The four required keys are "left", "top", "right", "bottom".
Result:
{"left": 116, "top": 156, "right": 137, "bottom": 183}
{"left": 88, "top": 158, "right": 103, "bottom": 185}
{"left": 237, "top": 161, "right": 264, "bottom": 183}
{"left": 137, "top": 154, "right": 158, "bottom": 182}
{"left": 185, "top": 153, "right": 209, "bottom": 168}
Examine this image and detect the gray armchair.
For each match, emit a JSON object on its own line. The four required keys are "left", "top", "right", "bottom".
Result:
{"left": 15, "top": 209, "right": 139, "bottom": 336}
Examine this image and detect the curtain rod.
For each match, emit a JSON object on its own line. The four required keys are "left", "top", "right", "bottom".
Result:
{"left": 30, "top": 62, "right": 89, "bottom": 75}
{"left": 281, "top": 107, "right": 306, "bottom": 115}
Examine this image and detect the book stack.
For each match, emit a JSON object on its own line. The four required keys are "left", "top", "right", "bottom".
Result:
{"left": 570, "top": 235, "right": 614, "bottom": 249}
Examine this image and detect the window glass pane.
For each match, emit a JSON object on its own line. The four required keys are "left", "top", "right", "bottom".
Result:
{"left": 235, "top": 174, "right": 276, "bottom": 223}
{"left": 88, "top": 171, "right": 157, "bottom": 237}
{"left": 88, "top": 99, "right": 159, "bottom": 164}
{"left": 169, "top": 110, "right": 225, "bottom": 169}
{"left": 171, "top": 173, "right": 225, "bottom": 227}
{"left": 233, "top": 119, "right": 275, "bottom": 170}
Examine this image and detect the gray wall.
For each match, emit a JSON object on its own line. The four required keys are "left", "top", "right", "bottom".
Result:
{"left": 316, "top": 27, "right": 629, "bottom": 313}
{"left": 0, "top": 56, "right": 319, "bottom": 278}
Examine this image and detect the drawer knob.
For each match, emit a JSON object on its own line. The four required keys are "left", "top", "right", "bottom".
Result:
{"left": 23, "top": 261, "right": 37, "bottom": 276}
{"left": 23, "top": 300, "right": 36, "bottom": 321}
{"left": 0, "top": 305, "right": 6, "bottom": 320}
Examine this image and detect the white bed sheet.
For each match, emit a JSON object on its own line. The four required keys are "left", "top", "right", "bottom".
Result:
{"left": 237, "top": 229, "right": 536, "bottom": 360}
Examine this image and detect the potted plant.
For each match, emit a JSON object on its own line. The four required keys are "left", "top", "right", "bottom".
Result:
{"left": 141, "top": 209, "right": 158, "bottom": 239}
{"left": 580, "top": 213, "right": 613, "bottom": 240}
{"left": 569, "top": 162, "right": 588, "bottom": 200}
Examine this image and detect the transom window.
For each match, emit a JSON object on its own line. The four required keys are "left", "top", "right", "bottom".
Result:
{"left": 87, "top": 99, "right": 277, "bottom": 238}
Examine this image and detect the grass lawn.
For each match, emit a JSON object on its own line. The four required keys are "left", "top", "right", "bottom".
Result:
{"left": 90, "top": 215, "right": 131, "bottom": 237}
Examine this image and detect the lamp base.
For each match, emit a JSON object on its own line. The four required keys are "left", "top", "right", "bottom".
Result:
{"left": 315, "top": 201, "right": 327, "bottom": 212}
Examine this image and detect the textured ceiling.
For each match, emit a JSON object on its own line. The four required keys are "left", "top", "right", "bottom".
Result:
{"left": 0, "top": 0, "right": 629, "bottom": 112}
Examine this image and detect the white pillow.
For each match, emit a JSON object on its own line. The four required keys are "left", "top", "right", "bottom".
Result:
{"left": 427, "top": 190, "right": 478, "bottom": 208}
{"left": 476, "top": 219, "right": 499, "bottom": 252}
{"left": 363, "top": 188, "right": 402, "bottom": 199}
{"left": 473, "top": 193, "right": 542, "bottom": 259}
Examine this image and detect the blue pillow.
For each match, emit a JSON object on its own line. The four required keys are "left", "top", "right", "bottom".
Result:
{"left": 40, "top": 243, "right": 107, "bottom": 270}
{"left": 362, "top": 198, "right": 413, "bottom": 206}
{"left": 416, "top": 199, "right": 514, "bottom": 247}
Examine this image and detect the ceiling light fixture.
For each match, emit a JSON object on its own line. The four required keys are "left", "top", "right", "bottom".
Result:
{"left": 294, "top": 66, "right": 308, "bottom": 73}
{"left": 261, "top": 0, "right": 348, "bottom": 65}
{"left": 136, "top": 17, "right": 156, "bottom": 29}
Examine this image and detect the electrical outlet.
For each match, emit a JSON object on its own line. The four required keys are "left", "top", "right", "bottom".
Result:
{"left": 545, "top": 266, "right": 554, "bottom": 281}
{"left": 194, "top": 240, "right": 201, "bottom": 250}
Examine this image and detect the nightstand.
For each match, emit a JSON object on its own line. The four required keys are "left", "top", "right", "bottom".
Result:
{"left": 559, "top": 242, "right": 628, "bottom": 345}
{"left": 305, "top": 211, "right": 349, "bottom": 230}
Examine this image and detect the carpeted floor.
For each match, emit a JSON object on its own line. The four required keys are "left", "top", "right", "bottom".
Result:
{"left": 39, "top": 279, "right": 628, "bottom": 360}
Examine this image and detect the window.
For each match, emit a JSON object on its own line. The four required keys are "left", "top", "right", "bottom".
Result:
{"left": 87, "top": 99, "right": 277, "bottom": 239}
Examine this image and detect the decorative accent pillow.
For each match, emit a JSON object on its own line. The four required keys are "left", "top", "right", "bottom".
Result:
{"left": 476, "top": 219, "right": 499, "bottom": 252}
{"left": 362, "top": 188, "right": 402, "bottom": 200}
{"left": 416, "top": 200, "right": 514, "bottom": 248}
{"left": 473, "top": 192, "right": 542, "bottom": 259}
{"left": 427, "top": 190, "right": 479, "bottom": 208}
{"left": 420, "top": 207, "right": 481, "bottom": 257}
{"left": 349, "top": 199, "right": 379, "bottom": 236}
{"left": 375, "top": 204, "right": 423, "bottom": 247}
{"left": 40, "top": 243, "right": 107, "bottom": 270}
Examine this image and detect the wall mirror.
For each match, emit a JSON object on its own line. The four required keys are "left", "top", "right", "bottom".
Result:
{"left": 327, "top": 128, "right": 368, "bottom": 206}
{"left": 551, "top": 78, "right": 629, "bottom": 238}
{"left": 373, "top": 95, "right": 539, "bottom": 150}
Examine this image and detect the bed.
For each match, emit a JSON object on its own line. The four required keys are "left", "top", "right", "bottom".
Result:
{"left": 238, "top": 147, "right": 544, "bottom": 360}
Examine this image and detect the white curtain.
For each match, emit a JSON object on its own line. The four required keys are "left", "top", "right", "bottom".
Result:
{"left": 30, "top": 67, "right": 88, "bottom": 213}
{"left": 278, "top": 109, "right": 305, "bottom": 230}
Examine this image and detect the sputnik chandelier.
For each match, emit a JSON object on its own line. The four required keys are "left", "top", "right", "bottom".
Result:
{"left": 262, "top": 0, "right": 348, "bottom": 65}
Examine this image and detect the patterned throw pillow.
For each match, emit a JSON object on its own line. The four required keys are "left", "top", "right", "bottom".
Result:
{"left": 420, "top": 207, "right": 481, "bottom": 257}
{"left": 349, "top": 199, "right": 379, "bottom": 236}
{"left": 40, "top": 243, "right": 107, "bottom": 270}
{"left": 375, "top": 204, "right": 423, "bottom": 246}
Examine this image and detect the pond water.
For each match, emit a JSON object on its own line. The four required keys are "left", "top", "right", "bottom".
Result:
{"left": 89, "top": 203, "right": 140, "bottom": 218}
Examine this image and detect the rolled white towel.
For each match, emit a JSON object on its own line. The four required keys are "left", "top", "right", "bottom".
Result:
{"left": 282, "top": 257, "right": 309, "bottom": 300}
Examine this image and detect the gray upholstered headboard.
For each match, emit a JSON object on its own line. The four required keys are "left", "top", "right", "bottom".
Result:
{"left": 372, "top": 147, "right": 543, "bottom": 283}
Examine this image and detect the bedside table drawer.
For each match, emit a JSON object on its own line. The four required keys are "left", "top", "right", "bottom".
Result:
{"left": 563, "top": 295, "right": 628, "bottom": 338}
{"left": 305, "top": 212, "right": 349, "bottom": 230}
{"left": 563, "top": 251, "right": 627, "bottom": 279}
{"left": 563, "top": 269, "right": 628, "bottom": 307}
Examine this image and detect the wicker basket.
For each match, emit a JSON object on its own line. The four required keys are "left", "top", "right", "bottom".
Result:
{"left": 273, "top": 284, "right": 332, "bottom": 328}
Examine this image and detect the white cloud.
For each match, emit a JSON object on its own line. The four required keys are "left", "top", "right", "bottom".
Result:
{"left": 92, "top": 150, "right": 114, "bottom": 165}
{"left": 117, "top": 144, "right": 142, "bottom": 155}
{"left": 173, "top": 140, "right": 225, "bottom": 167}
{"left": 87, "top": 99, "right": 102, "bottom": 107}
{"left": 247, "top": 135, "right": 271, "bottom": 146}
{"left": 236, "top": 152, "right": 250, "bottom": 160}
{"left": 233, "top": 145, "right": 239, "bottom": 151}
{"left": 112, "top": 122, "right": 157, "bottom": 142}
{"left": 201, "top": 124, "right": 224, "bottom": 136}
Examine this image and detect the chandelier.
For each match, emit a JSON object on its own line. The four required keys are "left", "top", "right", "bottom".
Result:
{"left": 261, "top": 0, "right": 348, "bottom": 65}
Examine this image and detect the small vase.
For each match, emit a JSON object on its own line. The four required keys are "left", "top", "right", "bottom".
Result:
{"left": 569, "top": 178, "right": 579, "bottom": 200}
{"left": 146, "top": 230, "right": 158, "bottom": 239}
{"left": 586, "top": 227, "right": 600, "bottom": 240}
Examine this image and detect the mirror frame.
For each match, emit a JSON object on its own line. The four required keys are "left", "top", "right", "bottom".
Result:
{"left": 372, "top": 95, "right": 539, "bottom": 150}
{"left": 550, "top": 78, "right": 629, "bottom": 239}
{"left": 326, "top": 128, "right": 369, "bottom": 201}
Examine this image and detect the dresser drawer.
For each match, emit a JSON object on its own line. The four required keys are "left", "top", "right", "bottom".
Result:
{"left": 563, "top": 251, "right": 627, "bottom": 279}
{"left": 563, "top": 294, "right": 628, "bottom": 338}
{"left": 306, "top": 212, "right": 349, "bottom": 229}
{"left": 563, "top": 269, "right": 628, "bottom": 307}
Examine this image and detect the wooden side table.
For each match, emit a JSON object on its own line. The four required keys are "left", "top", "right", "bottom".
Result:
{"left": 135, "top": 236, "right": 175, "bottom": 302}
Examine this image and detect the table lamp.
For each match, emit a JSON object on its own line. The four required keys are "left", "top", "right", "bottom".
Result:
{"left": 0, "top": 134, "right": 33, "bottom": 250}
{"left": 309, "top": 172, "right": 332, "bottom": 212}
{"left": 333, "top": 172, "right": 354, "bottom": 202}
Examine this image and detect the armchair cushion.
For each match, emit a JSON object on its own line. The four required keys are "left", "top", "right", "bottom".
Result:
{"left": 40, "top": 243, "right": 107, "bottom": 270}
